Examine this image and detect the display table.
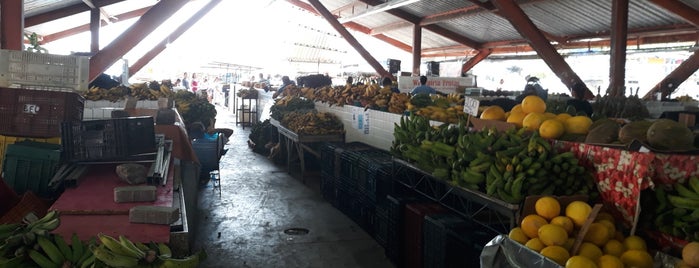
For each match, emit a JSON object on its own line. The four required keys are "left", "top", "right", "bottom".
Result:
{"left": 50, "top": 161, "right": 175, "bottom": 242}
{"left": 270, "top": 119, "right": 344, "bottom": 180}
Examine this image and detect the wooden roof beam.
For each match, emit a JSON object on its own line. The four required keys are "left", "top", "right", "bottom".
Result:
{"left": 285, "top": 0, "right": 412, "bottom": 53}
{"left": 644, "top": 50, "right": 699, "bottom": 100}
{"left": 89, "top": 0, "right": 189, "bottom": 81}
{"left": 1, "top": 0, "right": 24, "bottom": 50}
{"left": 609, "top": 0, "right": 629, "bottom": 97}
{"left": 461, "top": 48, "right": 492, "bottom": 75}
{"left": 129, "top": 0, "right": 222, "bottom": 76}
{"left": 307, "top": 0, "right": 392, "bottom": 79}
{"left": 359, "top": 0, "right": 482, "bottom": 49}
{"left": 25, "top": 0, "right": 126, "bottom": 27}
{"left": 40, "top": 6, "right": 150, "bottom": 44}
{"left": 648, "top": 0, "right": 699, "bottom": 27}
{"left": 491, "top": 0, "right": 588, "bottom": 94}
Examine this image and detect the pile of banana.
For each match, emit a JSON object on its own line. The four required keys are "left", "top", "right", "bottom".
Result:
{"left": 388, "top": 93, "right": 410, "bottom": 114}
{"left": 280, "top": 110, "right": 344, "bottom": 136}
{"left": 82, "top": 86, "right": 130, "bottom": 102}
{"left": 413, "top": 94, "right": 465, "bottom": 124}
{"left": 27, "top": 233, "right": 94, "bottom": 268}
{"left": 89, "top": 233, "right": 205, "bottom": 268}
{"left": 650, "top": 177, "right": 699, "bottom": 241}
{"left": 80, "top": 82, "right": 174, "bottom": 102}
{"left": 1, "top": 212, "right": 59, "bottom": 266}
{"left": 392, "top": 115, "right": 597, "bottom": 204}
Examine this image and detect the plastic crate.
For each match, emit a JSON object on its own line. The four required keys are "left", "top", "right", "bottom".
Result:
{"left": 320, "top": 143, "right": 337, "bottom": 175}
{"left": 0, "top": 87, "right": 84, "bottom": 138}
{"left": 320, "top": 171, "right": 336, "bottom": 206}
{"left": 61, "top": 117, "right": 156, "bottom": 162}
{"left": 423, "top": 213, "right": 475, "bottom": 268}
{"left": 0, "top": 49, "right": 90, "bottom": 92}
{"left": 2, "top": 142, "right": 61, "bottom": 197}
{"left": 0, "top": 135, "right": 60, "bottom": 171}
{"left": 0, "top": 191, "right": 49, "bottom": 224}
{"left": 373, "top": 203, "right": 390, "bottom": 248}
{"left": 403, "top": 202, "right": 447, "bottom": 268}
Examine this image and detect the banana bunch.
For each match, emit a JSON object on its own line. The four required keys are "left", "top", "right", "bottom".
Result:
{"left": 28, "top": 234, "right": 95, "bottom": 268}
{"left": 0, "top": 211, "right": 61, "bottom": 260}
{"left": 130, "top": 83, "right": 164, "bottom": 101}
{"left": 388, "top": 93, "right": 410, "bottom": 114}
{"left": 81, "top": 86, "right": 130, "bottom": 102}
{"left": 444, "top": 93, "right": 464, "bottom": 105}
{"left": 92, "top": 233, "right": 205, "bottom": 268}
{"left": 653, "top": 177, "right": 699, "bottom": 241}
{"left": 280, "top": 110, "right": 344, "bottom": 136}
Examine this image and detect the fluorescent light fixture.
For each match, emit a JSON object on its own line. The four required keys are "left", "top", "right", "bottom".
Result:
{"left": 338, "top": 0, "right": 421, "bottom": 23}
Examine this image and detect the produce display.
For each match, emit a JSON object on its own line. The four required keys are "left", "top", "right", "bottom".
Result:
{"left": 391, "top": 114, "right": 597, "bottom": 204}
{"left": 172, "top": 91, "right": 217, "bottom": 128}
{"left": 643, "top": 176, "right": 699, "bottom": 242}
{"left": 269, "top": 96, "right": 315, "bottom": 121}
{"left": 280, "top": 110, "right": 344, "bottom": 136}
{"left": 508, "top": 196, "right": 655, "bottom": 268}
{"left": 82, "top": 81, "right": 174, "bottom": 102}
{"left": 0, "top": 211, "right": 205, "bottom": 268}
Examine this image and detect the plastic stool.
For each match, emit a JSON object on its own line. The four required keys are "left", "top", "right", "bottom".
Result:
{"left": 210, "top": 170, "right": 221, "bottom": 195}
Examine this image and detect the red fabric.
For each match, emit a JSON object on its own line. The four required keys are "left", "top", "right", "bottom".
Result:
{"left": 49, "top": 161, "right": 174, "bottom": 243}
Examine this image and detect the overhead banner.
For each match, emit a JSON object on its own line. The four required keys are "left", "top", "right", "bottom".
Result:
{"left": 396, "top": 76, "right": 476, "bottom": 93}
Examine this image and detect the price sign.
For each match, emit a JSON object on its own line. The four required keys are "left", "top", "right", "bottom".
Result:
{"left": 462, "top": 96, "right": 479, "bottom": 116}
{"left": 23, "top": 104, "right": 40, "bottom": 114}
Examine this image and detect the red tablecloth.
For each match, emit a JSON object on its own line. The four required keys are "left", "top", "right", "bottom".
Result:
{"left": 555, "top": 141, "right": 699, "bottom": 228}
{"left": 50, "top": 161, "right": 175, "bottom": 243}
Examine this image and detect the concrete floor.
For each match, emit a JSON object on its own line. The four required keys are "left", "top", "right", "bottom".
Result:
{"left": 193, "top": 104, "right": 394, "bottom": 268}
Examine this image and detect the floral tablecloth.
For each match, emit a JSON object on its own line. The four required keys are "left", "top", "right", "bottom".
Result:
{"left": 554, "top": 141, "right": 699, "bottom": 228}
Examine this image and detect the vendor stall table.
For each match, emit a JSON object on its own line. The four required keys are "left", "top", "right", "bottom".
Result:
{"left": 270, "top": 119, "right": 344, "bottom": 182}
{"left": 392, "top": 158, "right": 519, "bottom": 234}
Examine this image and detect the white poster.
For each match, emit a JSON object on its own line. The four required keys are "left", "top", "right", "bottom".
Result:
{"left": 396, "top": 76, "right": 476, "bottom": 93}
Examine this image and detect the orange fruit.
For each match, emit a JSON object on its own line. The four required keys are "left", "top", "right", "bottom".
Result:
{"left": 565, "top": 256, "right": 598, "bottom": 268}
{"left": 683, "top": 241, "right": 699, "bottom": 267}
{"left": 538, "top": 224, "right": 569, "bottom": 246}
{"left": 535, "top": 196, "right": 561, "bottom": 220}
{"left": 525, "top": 237, "right": 546, "bottom": 252}
{"left": 565, "top": 201, "right": 592, "bottom": 227}
{"left": 521, "top": 95, "right": 547, "bottom": 114}
{"left": 555, "top": 113, "right": 573, "bottom": 122}
{"left": 620, "top": 250, "right": 653, "bottom": 268}
{"left": 595, "top": 212, "right": 615, "bottom": 223}
{"left": 539, "top": 119, "right": 565, "bottom": 139}
{"left": 507, "top": 110, "right": 527, "bottom": 128}
{"left": 508, "top": 227, "right": 529, "bottom": 244}
{"left": 577, "top": 242, "right": 603, "bottom": 261}
{"left": 583, "top": 222, "right": 610, "bottom": 246}
{"left": 597, "top": 255, "right": 624, "bottom": 268}
{"left": 511, "top": 104, "right": 523, "bottom": 114}
{"left": 480, "top": 105, "right": 507, "bottom": 121}
{"left": 595, "top": 220, "right": 616, "bottom": 240}
{"left": 550, "top": 216, "right": 574, "bottom": 235}
{"left": 603, "top": 239, "right": 625, "bottom": 257}
{"left": 521, "top": 214, "right": 548, "bottom": 239}
{"left": 522, "top": 112, "right": 545, "bottom": 131}
{"left": 564, "top": 116, "right": 593, "bottom": 135}
{"left": 623, "top": 235, "right": 647, "bottom": 251}
{"left": 541, "top": 245, "right": 570, "bottom": 266}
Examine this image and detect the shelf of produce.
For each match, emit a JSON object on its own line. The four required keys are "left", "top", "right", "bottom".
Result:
{"left": 392, "top": 158, "right": 519, "bottom": 234}
{"left": 271, "top": 119, "right": 345, "bottom": 181}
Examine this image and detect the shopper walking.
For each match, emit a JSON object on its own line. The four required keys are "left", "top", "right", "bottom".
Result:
{"left": 182, "top": 72, "right": 190, "bottom": 91}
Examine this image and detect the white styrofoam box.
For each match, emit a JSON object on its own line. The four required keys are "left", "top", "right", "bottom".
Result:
{"left": 82, "top": 107, "right": 123, "bottom": 120}
{"left": 85, "top": 100, "right": 159, "bottom": 109}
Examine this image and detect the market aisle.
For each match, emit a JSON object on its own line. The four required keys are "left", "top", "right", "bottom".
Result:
{"left": 194, "top": 104, "right": 393, "bottom": 268}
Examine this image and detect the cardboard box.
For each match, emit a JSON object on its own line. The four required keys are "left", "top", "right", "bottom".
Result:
{"left": 469, "top": 117, "right": 516, "bottom": 132}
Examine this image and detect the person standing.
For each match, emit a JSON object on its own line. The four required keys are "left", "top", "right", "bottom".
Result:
{"left": 566, "top": 83, "right": 594, "bottom": 116}
{"left": 191, "top": 73, "right": 199, "bottom": 93}
{"left": 382, "top": 77, "right": 400, "bottom": 93}
{"left": 182, "top": 72, "right": 190, "bottom": 91}
{"left": 410, "top": 75, "right": 436, "bottom": 95}
{"left": 273, "top": 76, "right": 295, "bottom": 99}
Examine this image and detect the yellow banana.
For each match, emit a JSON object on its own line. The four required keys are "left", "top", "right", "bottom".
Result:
{"left": 37, "top": 235, "right": 64, "bottom": 265}
{"left": 28, "top": 249, "right": 58, "bottom": 268}
{"left": 159, "top": 250, "right": 206, "bottom": 268}
{"left": 98, "top": 234, "right": 140, "bottom": 258}
{"left": 91, "top": 244, "right": 139, "bottom": 268}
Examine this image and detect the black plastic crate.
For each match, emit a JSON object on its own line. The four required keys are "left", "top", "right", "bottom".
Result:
{"left": 320, "top": 171, "right": 336, "bottom": 205}
{"left": 339, "top": 150, "right": 362, "bottom": 182}
{"left": 320, "top": 143, "right": 337, "bottom": 175}
{"left": 373, "top": 203, "right": 390, "bottom": 249}
{"left": 360, "top": 161, "right": 392, "bottom": 201}
{"left": 383, "top": 194, "right": 420, "bottom": 266}
{"left": 423, "top": 213, "right": 497, "bottom": 268}
{"left": 0, "top": 87, "right": 84, "bottom": 138}
{"left": 61, "top": 117, "right": 156, "bottom": 162}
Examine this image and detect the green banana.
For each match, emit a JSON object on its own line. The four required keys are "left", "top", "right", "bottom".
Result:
{"left": 37, "top": 235, "right": 64, "bottom": 265}
{"left": 675, "top": 183, "right": 699, "bottom": 199}
{"left": 157, "top": 243, "right": 172, "bottom": 258}
{"left": 158, "top": 250, "right": 206, "bottom": 268}
{"left": 668, "top": 195, "right": 699, "bottom": 209}
{"left": 79, "top": 255, "right": 95, "bottom": 268}
{"left": 0, "top": 256, "right": 26, "bottom": 268}
{"left": 119, "top": 235, "right": 145, "bottom": 259}
{"left": 28, "top": 249, "right": 58, "bottom": 268}
{"left": 91, "top": 244, "right": 139, "bottom": 268}
{"left": 461, "top": 169, "right": 485, "bottom": 185}
{"left": 71, "top": 233, "right": 84, "bottom": 265}
{"left": 689, "top": 176, "right": 699, "bottom": 194}
{"left": 52, "top": 234, "right": 73, "bottom": 263}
